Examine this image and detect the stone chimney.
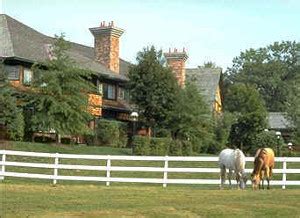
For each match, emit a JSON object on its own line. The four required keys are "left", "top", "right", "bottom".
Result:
{"left": 164, "top": 48, "right": 188, "bottom": 88}
{"left": 89, "top": 21, "right": 124, "bottom": 73}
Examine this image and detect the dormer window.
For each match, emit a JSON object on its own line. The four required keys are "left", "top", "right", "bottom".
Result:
{"left": 23, "top": 68, "right": 33, "bottom": 85}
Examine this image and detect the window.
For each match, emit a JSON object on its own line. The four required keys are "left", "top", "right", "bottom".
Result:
{"left": 23, "top": 68, "right": 33, "bottom": 85}
{"left": 103, "top": 83, "right": 116, "bottom": 100}
{"left": 118, "top": 87, "right": 125, "bottom": 100}
{"left": 5, "top": 65, "right": 19, "bottom": 80}
{"left": 97, "top": 81, "right": 103, "bottom": 95}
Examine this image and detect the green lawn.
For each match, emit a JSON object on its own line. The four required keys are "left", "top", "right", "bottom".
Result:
{"left": 1, "top": 184, "right": 300, "bottom": 217}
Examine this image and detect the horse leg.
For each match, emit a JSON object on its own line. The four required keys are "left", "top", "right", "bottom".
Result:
{"left": 228, "top": 170, "right": 232, "bottom": 188}
{"left": 236, "top": 172, "right": 241, "bottom": 189}
{"left": 266, "top": 167, "right": 271, "bottom": 190}
{"left": 220, "top": 166, "right": 226, "bottom": 189}
{"left": 260, "top": 170, "right": 265, "bottom": 190}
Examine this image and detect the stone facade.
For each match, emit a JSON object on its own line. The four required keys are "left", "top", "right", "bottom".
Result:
{"left": 164, "top": 48, "right": 188, "bottom": 87}
{"left": 90, "top": 21, "right": 124, "bottom": 73}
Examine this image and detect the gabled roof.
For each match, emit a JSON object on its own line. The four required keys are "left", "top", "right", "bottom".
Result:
{"left": 268, "top": 112, "right": 293, "bottom": 130}
{"left": 0, "top": 14, "right": 130, "bottom": 81}
{"left": 186, "top": 67, "right": 222, "bottom": 107}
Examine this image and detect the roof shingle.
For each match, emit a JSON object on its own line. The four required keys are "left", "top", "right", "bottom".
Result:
{"left": 186, "top": 67, "right": 222, "bottom": 108}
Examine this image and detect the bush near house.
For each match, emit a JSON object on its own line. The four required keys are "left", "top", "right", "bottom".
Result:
{"left": 93, "top": 119, "right": 128, "bottom": 148}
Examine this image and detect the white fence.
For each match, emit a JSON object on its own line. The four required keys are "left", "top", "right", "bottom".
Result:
{"left": 1, "top": 150, "right": 300, "bottom": 189}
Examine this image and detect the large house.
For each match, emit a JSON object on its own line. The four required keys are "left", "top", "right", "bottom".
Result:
{"left": 0, "top": 14, "right": 132, "bottom": 129}
{"left": 1, "top": 14, "right": 222, "bottom": 140}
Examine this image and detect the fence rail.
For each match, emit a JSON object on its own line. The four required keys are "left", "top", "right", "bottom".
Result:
{"left": 1, "top": 150, "right": 300, "bottom": 189}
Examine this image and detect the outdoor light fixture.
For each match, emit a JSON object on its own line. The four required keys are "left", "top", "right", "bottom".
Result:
{"left": 130, "top": 111, "right": 139, "bottom": 122}
{"left": 275, "top": 131, "right": 281, "bottom": 156}
{"left": 130, "top": 111, "right": 139, "bottom": 154}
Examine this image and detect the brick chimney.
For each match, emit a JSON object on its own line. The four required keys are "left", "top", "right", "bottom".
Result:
{"left": 89, "top": 21, "right": 124, "bottom": 73}
{"left": 164, "top": 48, "right": 188, "bottom": 88}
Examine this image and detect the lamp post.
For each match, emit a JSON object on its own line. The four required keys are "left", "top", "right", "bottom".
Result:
{"left": 288, "top": 142, "right": 293, "bottom": 156}
{"left": 275, "top": 131, "right": 281, "bottom": 156}
{"left": 130, "top": 111, "right": 139, "bottom": 153}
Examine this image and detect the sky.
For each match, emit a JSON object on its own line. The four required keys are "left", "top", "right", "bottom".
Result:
{"left": 1, "top": 0, "right": 300, "bottom": 70}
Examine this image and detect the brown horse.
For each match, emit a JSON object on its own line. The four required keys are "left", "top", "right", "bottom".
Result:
{"left": 251, "top": 148, "right": 275, "bottom": 190}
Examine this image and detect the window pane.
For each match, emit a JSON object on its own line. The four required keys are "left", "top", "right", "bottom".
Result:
{"left": 107, "top": 85, "right": 116, "bottom": 99}
{"left": 23, "top": 68, "right": 33, "bottom": 85}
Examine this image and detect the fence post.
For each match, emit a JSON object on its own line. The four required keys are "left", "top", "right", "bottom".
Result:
{"left": 106, "top": 155, "right": 111, "bottom": 186}
{"left": 282, "top": 157, "right": 287, "bottom": 190}
{"left": 53, "top": 153, "right": 59, "bottom": 185}
{"left": 0, "top": 153, "right": 6, "bottom": 181}
{"left": 163, "top": 156, "right": 168, "bottom": 188}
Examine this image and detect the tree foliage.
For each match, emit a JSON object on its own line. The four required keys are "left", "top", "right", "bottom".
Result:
{"left": 167, "top": 82, "right": 214, "bottom": 153}
{"left": 129, "top": 46, "right": 217, "bottom": 154}
{"left": 0, "top": 62, "right": 24, "bottom": 140}
{"left": 225, "top": 41, "right": 300, "bottom": 112}
{"left": 225, "top": 83, "right": 268, "bottom": 151}
{"left": 27, "top": 35, "right": 94, "bottom": 141}
{"left": 201, "top": 61, "right": 218, "bottom": 69}
{"left": 286, "top": 66, "right": 300, "bottom": 144}
{"left": 128, "top": 46, "right": 179, "bottom": 129}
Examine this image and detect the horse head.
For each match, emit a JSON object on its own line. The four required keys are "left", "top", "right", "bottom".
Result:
{"left": 239, "top": 172, "right": 248, "bottom": 189}
{"left": 251, "top": 173, "right": 260, "bottom": 190}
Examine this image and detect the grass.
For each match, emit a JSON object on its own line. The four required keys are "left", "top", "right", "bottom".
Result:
{"left": 0, "top": 140, "right": 132, "bottom": 155}
{"left": 1, "top": 183, "right": 300, "bottom": 217}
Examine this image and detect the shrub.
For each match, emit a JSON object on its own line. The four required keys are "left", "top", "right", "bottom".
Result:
{"left": 133, "top": 136, "right": 151, "bottom": 155}
{"left": 150, "top": 137, "right": 172, "bottom": 156}
{"left": 95, "top": 119, "right": 128, "bottom": 147}
{"left": 169, "top": 140, "right": 183, "bottom": 156}
{"left": 181, "top": 140, "right": 194, "bottom": 156}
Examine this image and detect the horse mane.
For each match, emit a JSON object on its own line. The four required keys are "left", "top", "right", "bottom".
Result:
{"left": 252, "top": 148, "right": 266, "bottom": 175}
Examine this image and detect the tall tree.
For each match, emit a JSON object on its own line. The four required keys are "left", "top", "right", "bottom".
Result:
{"left": 27, "top": 35, "right": 94, "bottom": 143}
{"left": 225, "top": 41, "right": 300, "bottom": 111}
{"left": 167, "top": 82, "right": 214, "bottom": 153}
{"left": 128, "top": 46, "right": 180, "bottom": 130}
{"left": 286, "top": 67, "right": 300, "bottom": 144}
{"left": 224, "top": 83, "right": 268, "bottom": 152}
{"left": 0, "top": 61, "right": 24, "bottom": 140}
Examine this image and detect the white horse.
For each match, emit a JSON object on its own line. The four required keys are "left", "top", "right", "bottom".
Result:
{"left": 219, "top": 148, "right": 247, "bottom": 189}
